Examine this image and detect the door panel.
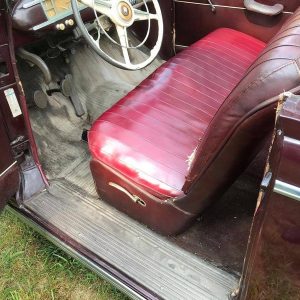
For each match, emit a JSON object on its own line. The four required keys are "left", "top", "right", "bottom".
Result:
{"left": 0, "top": 4, "right": 25, "bottom": 211}
{"left": 239, "top": 93, "right": 300, "bottom": 299}
{"left": 0, "top": 109, "right": 19, "bottom": 211}
{"left": 175, "top": 0, "right": 298, "bottom": 47}
{"left": 0, "top": 12, "right": 28, "bottom": 143}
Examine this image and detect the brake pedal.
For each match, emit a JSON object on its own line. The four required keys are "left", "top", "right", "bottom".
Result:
{"left": 33, "top": 90, "right": 49, "bottom": 109}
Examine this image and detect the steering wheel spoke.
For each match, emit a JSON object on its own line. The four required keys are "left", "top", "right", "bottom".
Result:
{"left": 116, "top": 25, "right": 131, "bottom": 65}
{"left": 133, "top": 8, "right": 158, "bottom": 21}
{"left": 80, "top": 0, "right": 112, "bottom": 17}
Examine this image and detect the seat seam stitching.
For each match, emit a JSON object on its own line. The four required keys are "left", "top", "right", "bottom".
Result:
{"left": 92, "top": 119, "right": 195, "bottom": 161}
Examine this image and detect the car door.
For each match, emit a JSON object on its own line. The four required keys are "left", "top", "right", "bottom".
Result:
{"left": 174, "top": 0, "right": 299, "bottom": 49}
{"left": 0, "top": 2, "right": 30, "bottom": 211}
{"left": 238, "top": 92, "right": 300, "bottom": 299}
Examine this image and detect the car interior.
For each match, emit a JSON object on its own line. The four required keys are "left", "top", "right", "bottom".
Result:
{"left": 6, "top": 0, "right": 300, "bottom": 297}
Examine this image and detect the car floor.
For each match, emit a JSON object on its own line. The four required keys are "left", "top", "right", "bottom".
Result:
{"left": 19, "top": 38, "right": 163, "bottom": 179}
{"left": 18, "top": 38, "right": 265, "bottom": 278}
{"left": 170, "top": 156, "right": 264, "bottom": 274}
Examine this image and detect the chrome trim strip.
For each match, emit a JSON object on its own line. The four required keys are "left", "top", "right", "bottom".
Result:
{"left": 0, "top": 161, "right": 17, "bottom": 178}
{"left": 174, "top": 1, "right": 245, "bottom": 10}
{"left": 23, "top": 0, "right": 41, "bottom": 8}
{"left": 274, "top": 180, "right": 300, "bottom": 202}
{"left": 173, "top": 0, "right": 293, "bottom": 14}
{"left": 284, "top": 136, "right": 300, "bottom": 146}
{"left": 7, "top": 206, "right": 146, "bottom": 300}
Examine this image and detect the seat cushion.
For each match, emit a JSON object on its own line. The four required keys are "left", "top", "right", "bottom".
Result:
{"left": 88, "top": 28, "right": 266, "bottom": 199}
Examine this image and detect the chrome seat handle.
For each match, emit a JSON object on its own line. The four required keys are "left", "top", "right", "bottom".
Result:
{"left": 108, "top": 182, "right": 146, "bottom": 207}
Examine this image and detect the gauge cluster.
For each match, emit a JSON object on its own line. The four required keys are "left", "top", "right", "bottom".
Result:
{"left": 42, "top": 0, "right": 72, "bottom": 18}
{"left": 11, "top": 0, "right": 91, "bottom": 32}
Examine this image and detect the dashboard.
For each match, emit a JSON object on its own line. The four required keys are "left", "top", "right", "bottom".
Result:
{"left": 10, "top": 0, "right": 92, "bottom": 32}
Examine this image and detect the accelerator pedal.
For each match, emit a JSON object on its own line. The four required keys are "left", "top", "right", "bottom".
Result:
{"left": 61, "top": 74, "right": 85, "bottom": 117}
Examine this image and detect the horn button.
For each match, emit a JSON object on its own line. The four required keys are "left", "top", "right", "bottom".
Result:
{"left": 118, "top": 1, "right": 133, "bottom": 21}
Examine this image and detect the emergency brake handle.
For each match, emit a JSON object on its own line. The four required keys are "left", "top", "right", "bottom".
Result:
{"left": 244, "top": 0, "right": 284, "bottom": 16}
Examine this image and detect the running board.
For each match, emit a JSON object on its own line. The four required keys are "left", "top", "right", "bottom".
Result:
{"left": 21, "top": 180, "right": 238, "bottom": 300}
{"left": 7, "top": 206, "right": 144, "bottom": 300}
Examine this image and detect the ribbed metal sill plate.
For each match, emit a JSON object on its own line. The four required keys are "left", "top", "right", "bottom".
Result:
{"left": 25, "top": 180, "right": 238, "bottom": 300}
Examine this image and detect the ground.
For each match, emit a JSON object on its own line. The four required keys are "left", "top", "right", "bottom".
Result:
{"left": 0, "top": 209, "right": 128, "bottom": 300}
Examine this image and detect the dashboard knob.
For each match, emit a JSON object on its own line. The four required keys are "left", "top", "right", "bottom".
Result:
{"left": 56, "top": 23, "right": 66, "bottom": 31}
{"left": 65, "top": 19, "right": 75, "bottom": 26}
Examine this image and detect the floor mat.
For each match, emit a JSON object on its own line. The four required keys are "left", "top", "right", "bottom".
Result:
{"left": 29, "top": 95, "right": 88, "bottom": 179}
{"left": 20, "top": 40, "right": 163, "bottom": 179}
{"left": 58, "top": 154, "right": 97, "bottom": 197}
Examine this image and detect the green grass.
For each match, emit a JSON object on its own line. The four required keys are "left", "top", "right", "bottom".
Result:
{"left": 0, "top": 209, "right": 129, "bottom": 300}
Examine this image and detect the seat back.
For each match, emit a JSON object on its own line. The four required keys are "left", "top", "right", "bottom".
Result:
{"left": 180, "top": 8, "right": 300, "bottom": 212}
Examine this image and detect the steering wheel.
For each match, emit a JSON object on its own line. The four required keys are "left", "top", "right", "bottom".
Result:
{"left": 71, "top": 0, "right": 164, "bottom": 70}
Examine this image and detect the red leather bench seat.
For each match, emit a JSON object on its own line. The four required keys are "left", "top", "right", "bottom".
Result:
{"left": 89, "top": 28, "right": 266, "bottom": 199}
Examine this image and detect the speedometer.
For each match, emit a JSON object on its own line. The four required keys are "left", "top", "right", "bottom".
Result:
{"left": 42, "top": 0, "right": 71, "bottom": 18}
